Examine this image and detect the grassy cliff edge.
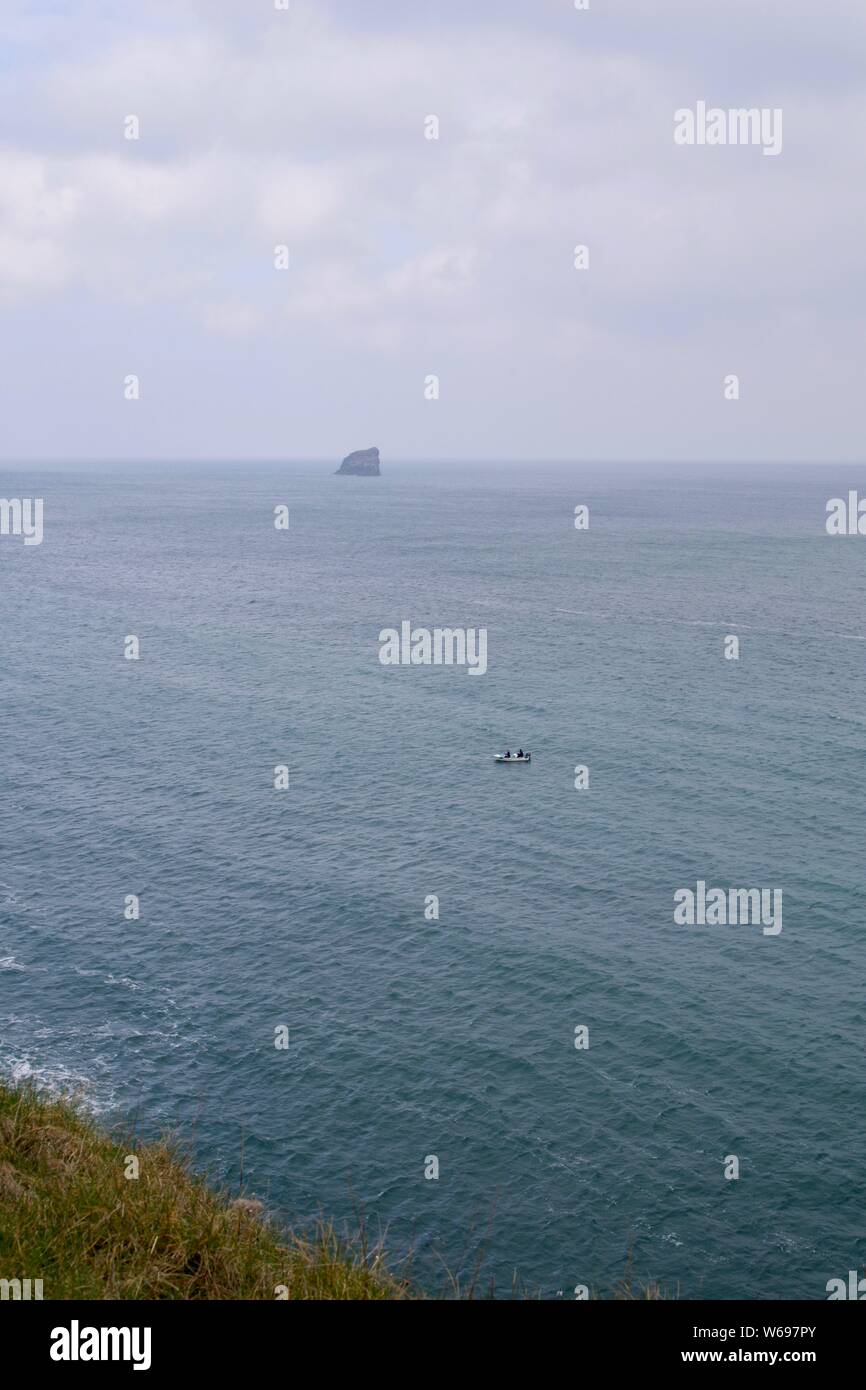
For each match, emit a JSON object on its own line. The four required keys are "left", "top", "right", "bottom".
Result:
{"left": 0, "top": 1081, "right": 413, "bottom": 1300}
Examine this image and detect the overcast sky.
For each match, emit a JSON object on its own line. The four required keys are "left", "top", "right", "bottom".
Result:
{"left": 1, "top": 0, "right": 864, "bottom": 463}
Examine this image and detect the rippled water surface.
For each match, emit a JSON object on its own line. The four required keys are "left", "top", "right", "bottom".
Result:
{"left": 1, "top": 461, "right": 864, "bottom": 1298}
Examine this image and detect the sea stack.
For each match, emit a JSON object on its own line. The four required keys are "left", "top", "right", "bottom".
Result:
{"left": 336, "top": 447, "right": 381, "bottom": 476}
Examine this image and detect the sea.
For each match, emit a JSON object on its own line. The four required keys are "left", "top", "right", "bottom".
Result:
{"left": 1, "top": 460, "right": 864, "bottom": 1299}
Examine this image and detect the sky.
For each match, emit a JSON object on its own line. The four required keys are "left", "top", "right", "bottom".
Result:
{"left": 0, "top": 0, "right": 864, "bottom": 463}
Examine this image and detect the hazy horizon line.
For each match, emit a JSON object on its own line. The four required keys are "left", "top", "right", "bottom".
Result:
{"left": 1, "top": 457, "right": 864, "bottom": 471}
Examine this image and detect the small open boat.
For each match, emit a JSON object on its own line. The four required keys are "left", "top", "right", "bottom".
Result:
{"left": 494, "top": 753, "right": 531, "bottom": 763}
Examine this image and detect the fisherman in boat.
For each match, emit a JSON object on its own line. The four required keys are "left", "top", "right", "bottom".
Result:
{"left": 517, "top": 749, "right": 524, "bottom": 758}
{"left": 505, "top": 750, "right": 511, "bottom": 758}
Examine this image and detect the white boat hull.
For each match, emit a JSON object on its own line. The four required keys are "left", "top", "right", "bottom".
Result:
{"left": 494, "top": 754, "right": 531, "bottom": 762}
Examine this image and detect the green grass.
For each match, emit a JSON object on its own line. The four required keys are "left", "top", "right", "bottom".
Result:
{"left": 0, "top": 1081, "right": 414, "bottom": 1300}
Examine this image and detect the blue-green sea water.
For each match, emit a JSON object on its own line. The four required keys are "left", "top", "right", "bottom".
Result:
{"left": 1, "top": 462, "right": 864, "bottom": 1299}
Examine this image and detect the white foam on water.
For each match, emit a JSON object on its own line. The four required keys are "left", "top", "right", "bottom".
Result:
{"left": 1, "top": 1057, "right": 116, "bottom": 1115}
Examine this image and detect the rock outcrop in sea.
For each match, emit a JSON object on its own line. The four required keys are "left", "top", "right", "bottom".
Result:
{"left": 335, "top": 447, "right": 381, "bottom": 476}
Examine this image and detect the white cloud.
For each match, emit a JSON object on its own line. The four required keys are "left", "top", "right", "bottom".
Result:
{"left": 0, "top": 0, "right": 863, "bottom": 458}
